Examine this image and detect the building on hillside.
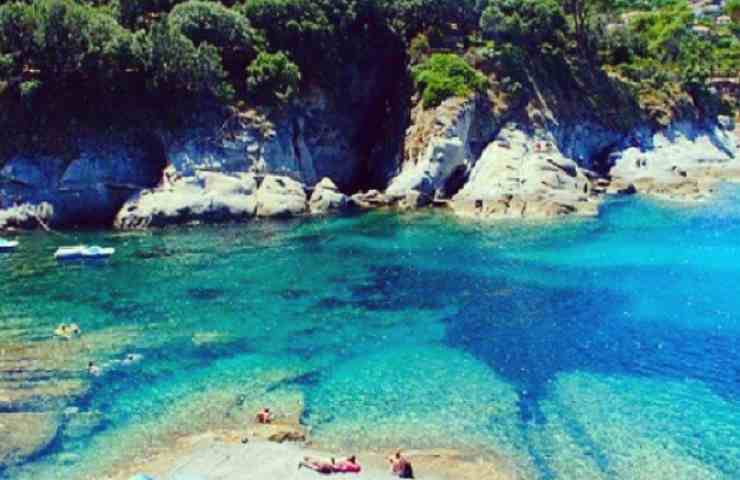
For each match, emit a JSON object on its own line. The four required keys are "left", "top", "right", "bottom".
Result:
{"left": 716, "top": 15, "right": 731, "bottom": 25}
{"left": 691, "top": 25, "right": 713, "bottom": 36}
{"left": 690, "top": 0, "right": 726, "bottom": 18}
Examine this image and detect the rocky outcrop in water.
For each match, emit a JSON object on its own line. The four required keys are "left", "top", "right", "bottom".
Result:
{"left": 451, "top": 126, "right": 599, "bottom": 219}
{"left": 384, "top": 96, "right": 739, "bottom": 219}
{"left": 308, "top": 178, "right": 350, "bottom": 215}
{"left": 115, "top": 171, "right": 259, "bottom": 229}
{"left": 607, "top": 118, "right": 739, "bottom": 201}
{"left": 385, "top": 97, "right": 499, "bottom": 203}
{"left": 1, "top": 88, "right": 738, "bottom": 229}
{"left": 255, "top": 175, "right": 307, "bottom": 218}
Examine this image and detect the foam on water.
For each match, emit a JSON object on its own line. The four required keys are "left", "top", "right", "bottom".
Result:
{"left": 2, "top": 187, "right": 740, "bottom": 479}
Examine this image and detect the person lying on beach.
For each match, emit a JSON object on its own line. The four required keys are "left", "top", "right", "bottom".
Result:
{"left": 298, "top": 456, "right": 335, "bottom": 474}
{"left": 299, "top": 456, "right": 361, "bottom": 474}
{"left": 256, "top": 407, "right": 272, "bottom": 424}
{"left": 389, "top": 451, "right": 414, "bottom": 478}
{"left": 333, "top": 456, "right": 361, "bottom": 474}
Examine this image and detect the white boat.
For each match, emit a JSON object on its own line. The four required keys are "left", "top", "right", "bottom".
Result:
{"left": 0, "top": 239, "right": 18, "bottom": 252}
{"left": 54, "top": 245, "right": 115, "bottom": 260}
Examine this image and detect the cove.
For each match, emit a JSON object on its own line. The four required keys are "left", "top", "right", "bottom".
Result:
{"left": 2, "top": 187, "right": 740, "bottom": 480}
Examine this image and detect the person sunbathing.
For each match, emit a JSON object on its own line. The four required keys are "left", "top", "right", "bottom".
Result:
{"left": 299, "top": 455, "right": 361, "bottom": 475}
{"left": 298, "top": 456, "right": 335, "bottom": 474}
{"left": 389, "top": 451, "right": 414, "bottom": 478}
{"left": 333, "top": 456, "right": 361, "bottom": 474}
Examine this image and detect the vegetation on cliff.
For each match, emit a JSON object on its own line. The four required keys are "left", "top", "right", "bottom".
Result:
{"left": 0, "top": 0, "right": 737, "bottom": 158}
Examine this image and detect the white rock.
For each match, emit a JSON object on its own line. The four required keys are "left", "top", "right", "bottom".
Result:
{"left": 115, "top": 172, "right": 258, "bottom": 229}
{"left": 386, "top": 99, "right": 477, "bottom": 200}
{"left": 308, "top": 178, "right": 349, "bottom": 215}
{"left": 452, "top": 125, "right": 597, "bottom": 219}
{"left": 255, "top": 175, "right": 307, "bottom": 218}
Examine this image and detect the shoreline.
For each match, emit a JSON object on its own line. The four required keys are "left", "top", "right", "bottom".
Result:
{"left": 103, "top": 426, "right": 523, "bottom": 480}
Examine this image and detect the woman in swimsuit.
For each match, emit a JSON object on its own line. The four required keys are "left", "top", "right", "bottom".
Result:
{"left": 299, "top": 455, "right": 361, "bottom": 475}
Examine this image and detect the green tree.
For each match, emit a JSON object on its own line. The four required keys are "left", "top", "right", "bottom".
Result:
{"left": 726, "top": 0, "right": 740, "bottom": 22}
{"left": 412, "top": 52, "right": 488, "bottom": 108}
{"left": 246, "top": 50, "right": 300, "bottom": 104}
{"left": 138, "top": 20, "right": 233, "bottom": 100}
{"left": 168, "top": 0, "right": 260, "bottom": 52}
{"left": 480, "top": 0, "right": 566, "bottom": 47}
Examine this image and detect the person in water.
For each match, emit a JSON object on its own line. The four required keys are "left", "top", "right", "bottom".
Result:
{"left": 87, "top": 361, "right": 101, "bottom": 376}
{"left": 389, "top": 451, "right": 414, "bottom": 478}
{"left": 256, "top": 407, "right": 272, "bottom": 424}
{"left": 299, "top": 456, "right": 361, "bottom": 474}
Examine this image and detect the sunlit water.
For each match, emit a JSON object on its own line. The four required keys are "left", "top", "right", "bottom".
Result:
{"left": 2, "top": 187, "right": 740, "bottom": 479}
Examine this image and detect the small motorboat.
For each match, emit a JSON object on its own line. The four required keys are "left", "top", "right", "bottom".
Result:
{"left": 54, "top": 245, "right": 115, "bottom": 260}
{"left": 0, "top": 238, "right": 18, "bottom": 252}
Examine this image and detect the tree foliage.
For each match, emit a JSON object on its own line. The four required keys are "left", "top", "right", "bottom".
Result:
{"left": 412, "top": 53, "right": 488, "bottom": 108}
{"left": 246, "top": 50, "right": 300, "bottom": 104}
{"left": 480, "top": 0, "right": 566, "bottom": 47}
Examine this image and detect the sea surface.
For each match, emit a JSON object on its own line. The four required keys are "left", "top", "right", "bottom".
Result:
{"left": 2, "top": 187, "right": 740, "bottom": 480}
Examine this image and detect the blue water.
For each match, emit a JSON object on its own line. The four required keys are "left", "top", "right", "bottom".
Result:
{"left": 2, "top": 187, "right": 740, "bottom": 479}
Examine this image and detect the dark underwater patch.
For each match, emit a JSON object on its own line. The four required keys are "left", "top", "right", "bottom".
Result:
{"left": 186, "top": 287, "right": 225, "bottom": 301}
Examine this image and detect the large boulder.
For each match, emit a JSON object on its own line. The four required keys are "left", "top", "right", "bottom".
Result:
{"left": 350, "top": 189, "right": 392, "bottom": 209}
{"left": 308, "top": 178, "right": 349, "bottom": 215}
{"left": 386, "top": 97, "right": 494, "bottom": 202}
{"left": 115, "top": 171, "right": 258, "bottom": 229}
{"left": 452, "top": 125, "right": 599, "bottom": 219}
{"left": 255, "top": 175, "right": 307, "bottom": 218}
{"left": 0, "top": 202, "right": 54, "bottom": 231}
{"left": 0, "top": 412, "right": 60, "bottom": 469}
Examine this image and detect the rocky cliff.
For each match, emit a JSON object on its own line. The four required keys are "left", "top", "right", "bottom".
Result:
{"left": 383, "top": 96, "right": 738, "bottom": 220}
{"left": 0, "top": 89, "right": 738, "bottom": 230}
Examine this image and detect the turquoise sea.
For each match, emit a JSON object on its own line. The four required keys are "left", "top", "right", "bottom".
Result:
{"left": 2, "top": 186, "right": 740, "bottom": 479}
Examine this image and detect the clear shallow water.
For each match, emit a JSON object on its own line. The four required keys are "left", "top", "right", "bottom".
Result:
{"left": 2, "top": 188, "right": 740, "bottom": 479}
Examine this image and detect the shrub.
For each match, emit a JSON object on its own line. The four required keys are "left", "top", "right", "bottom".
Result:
{"left": 479, "top": 0, "right": 566, "bottom": 47}
{"left": 412, "top": 53, "right": 488, "bottom": 108}
{"left": 0, "top": 0, "right": 134, "bottom": 81}
{"left": 246, "top": 50, "right": 300, "bottom": 104}
{"left": 139, "top": 20, "right": 233, "bottom": 100}
{"left": 168, "top": 0, "right": 260, "bottom": 52}
{"left": 727, "top": 0, "right": 740, "bottom": 22}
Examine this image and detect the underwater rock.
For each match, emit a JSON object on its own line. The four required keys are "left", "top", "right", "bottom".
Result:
{"left": 62, "top": 410, "right": 104, "bottom": 440}
{"left": 0, "top": 412, "right": 60, "bottom": 468}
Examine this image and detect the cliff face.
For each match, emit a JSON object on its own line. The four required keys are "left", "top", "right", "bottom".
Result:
{"left": 385, "top": 96, "right": 738, "bottom": 220}
{"left": 0, "top": 86, "right": 738, "bottom": 230}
